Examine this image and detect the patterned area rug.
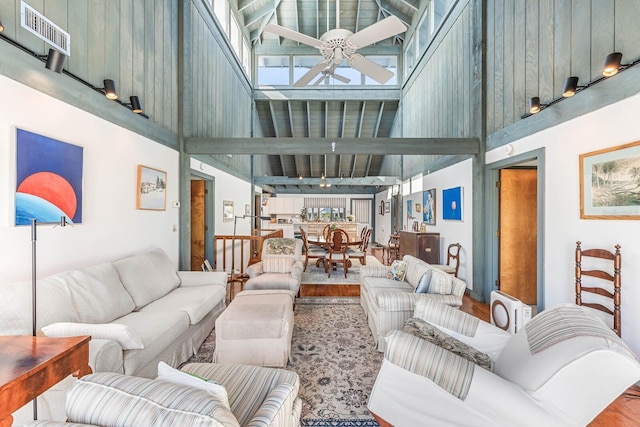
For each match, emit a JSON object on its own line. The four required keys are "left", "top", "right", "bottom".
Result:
{"left": 185, "top": 297, "right": 382, "bottom": 427}
{"left": 301, "top": 256, "right": 383, "bottom": 285}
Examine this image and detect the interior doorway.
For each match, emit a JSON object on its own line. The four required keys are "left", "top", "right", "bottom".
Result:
{"left": 485, "top": 148, "right": 545, "bottom": 314}
{"left": 499, "top": 168, "right": 537, "bottom": 305}
{"left": 190, "top": 173, "right": 214, "bottom": 271}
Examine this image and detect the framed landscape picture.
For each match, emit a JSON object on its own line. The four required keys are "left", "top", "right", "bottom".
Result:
{"left": 136, "top": 165, "right": 167, "bottom": 210}
{"left": 423, "top": 188, "right": 436, "bottom": 225}
{"left": 580, "top": 140, "right": 640, "bottom": 219}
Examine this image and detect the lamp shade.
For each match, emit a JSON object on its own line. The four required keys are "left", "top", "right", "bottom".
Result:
{"left": 603, "top": 52, "right": 622, "bottom": 77}
{"left": 45, "top": 48, "right": 66, "bottom": 73}
{"left": 129, "top": 96, "right": 143, "bottom": 113}
{"left": 562, "top": 76, "right": 579, "bottom": 97}
{"left": 528, "top": 97, "right": 541, "bottom": 114}
{"left": 103, "top": 79, "right": 118, "bottom": 100}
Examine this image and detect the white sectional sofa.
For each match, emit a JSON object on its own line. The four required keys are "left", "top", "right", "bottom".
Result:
{"left": 1, "top": 248, "right": 228, "bottom": 378}
{"left": 1, "top": 248, "right": 228, "bottom": 424}
{"left": 360, "top": 255, "right": 466, "bottom": 351}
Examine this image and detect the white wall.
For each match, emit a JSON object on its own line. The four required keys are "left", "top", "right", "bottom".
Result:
{"left": 375, "top": 189, "right": 393, "bottom": 246}
{"left": 0, "top": 75, "right": 180, "bottom": 283}
{"left": 487, "top": 92, "right": 640, "bottom": 355}
{"left": 402, "top": 160, "right": 474, "bottom": 289}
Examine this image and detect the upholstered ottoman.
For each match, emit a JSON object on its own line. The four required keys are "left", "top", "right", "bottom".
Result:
{"left": 213, "top": 289, "right": 295, "bottom": 368}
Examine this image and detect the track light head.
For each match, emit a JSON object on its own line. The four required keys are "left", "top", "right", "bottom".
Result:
{"left": 125, "top": 96, "right": 143, "bottom": 113}
{"left": 102, "top": 79, "right": 118, "bottom": 100}
{"left": 528, "top": 97, "right": 542, "bottom": 114}
{"left": 44, "top": 48, "right": 66, "bottom": 73}
{"left": 0, "top": 20, "right": 4, "bottom": 33}
{"left": 562, "top": 76, "right": 580, "bottom": 97}
{"left": 603, "top": 52, "right": 623, "bottom": 77}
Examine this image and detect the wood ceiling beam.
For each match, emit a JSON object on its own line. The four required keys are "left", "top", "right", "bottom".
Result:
{"left": 398, "top": 0, "right": 420, "bottom": 12}
{"left": 185, "top": 137, "right": 481, "bottom": 155}
{"left": 238, "top": 0, "right": 259, "bottom": 12}
{"left": 375, "top": 0, "right": 412, "bottom": 27}
{"left": 245, "top": 3, "right": 276, "bottom": 27}
{"left": 255, "top": 176, "right": 401, "bottom": 185}
{"left": 254, "top": 88, "right": 401, "bottom": 101}
{"left": 268, "top": 101, "right": 287, "bottom": 176}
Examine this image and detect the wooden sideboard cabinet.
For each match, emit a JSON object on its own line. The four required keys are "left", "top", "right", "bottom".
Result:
{"left": 399, "top": 231, "right": 440, "bottom": 264}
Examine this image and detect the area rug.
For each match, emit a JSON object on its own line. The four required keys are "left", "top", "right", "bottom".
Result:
{"left": 301, "top": 256, "right": 383, "bottom": 285}
{"left": 185, "top": 297, "right": 382, "bottom": 427}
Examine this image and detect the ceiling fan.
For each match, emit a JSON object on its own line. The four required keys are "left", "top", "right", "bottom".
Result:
{"left": 264, "top": 4, "right": 406, "bottom": 87}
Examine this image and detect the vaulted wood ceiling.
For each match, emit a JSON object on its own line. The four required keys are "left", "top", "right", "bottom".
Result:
{"left": 236, "top": 0, "right": 424, "bottom": 193}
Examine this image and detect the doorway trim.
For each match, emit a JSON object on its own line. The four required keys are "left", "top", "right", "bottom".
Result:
{"left": 484, "top": 147, "right": 546, "bottom": 314}
{"left": 191, "top": 171, "right": 215, "bottom": 267}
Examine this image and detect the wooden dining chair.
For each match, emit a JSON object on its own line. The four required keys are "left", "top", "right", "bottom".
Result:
{"left": 324, "top": 228, "right": 350, "bottom": 278}
{"left": 299, "top": 227, "right": 327, "bottom": 271}
{"left": 575, "top": 241, "right": 621, "bottom": 337}
{"left": 432, "top": 243, "right": 462, "bottom": 277}
{"left": 348, "top": 227, "right": 371, "bottom": 265}
{"left": 383, "top": 233, "right": 400, "bottom": 266}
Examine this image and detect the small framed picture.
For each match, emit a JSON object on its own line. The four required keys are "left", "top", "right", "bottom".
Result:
{"left": 136, "top": 165, "right": 167, "bottom": 211}
{"left": 223, "top": 200, "right": 234, "bottom": 221}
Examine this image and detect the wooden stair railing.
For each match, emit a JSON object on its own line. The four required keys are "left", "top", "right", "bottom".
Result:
{"left": 214, "top": 228, "right": 284, "bottom": 274}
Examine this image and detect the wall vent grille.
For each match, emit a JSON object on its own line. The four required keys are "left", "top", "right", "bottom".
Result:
{"left": 20, "top": 1, "right": 71, "bottom": 56}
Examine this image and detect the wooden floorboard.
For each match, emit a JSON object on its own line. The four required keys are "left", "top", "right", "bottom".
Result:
{"left": 305, "top": 248, "right": 640, "bottom": 426}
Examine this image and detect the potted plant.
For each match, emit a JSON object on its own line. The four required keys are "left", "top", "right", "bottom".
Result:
{"left": 299, "top": 207, "right": 308, "bottom": 222}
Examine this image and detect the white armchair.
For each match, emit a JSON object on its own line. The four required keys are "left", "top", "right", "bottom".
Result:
{"left": 245, "top": 238, "right": 304, "bottom": 295}
{"left": 369, "top": 300, "right": 640, "bottom": 427}
{"left": 26, "top": 363, "right": 302, "bottom": 427}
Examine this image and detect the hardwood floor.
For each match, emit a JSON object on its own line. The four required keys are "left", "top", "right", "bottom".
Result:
{"left": 301, "top": 248, "right": 640, "bottom": 426}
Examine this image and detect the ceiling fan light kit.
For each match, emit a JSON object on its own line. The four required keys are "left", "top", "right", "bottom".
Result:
{"left": 264, "top": 15, "right": 406, "bottom": 87}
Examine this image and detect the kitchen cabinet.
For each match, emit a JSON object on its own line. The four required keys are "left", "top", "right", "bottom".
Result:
{"left": 398, "top": 231, "right": 440, "bottom": 264}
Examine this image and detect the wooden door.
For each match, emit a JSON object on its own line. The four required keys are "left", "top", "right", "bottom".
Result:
{"left": 190, "top": 180, "right": 206, "bottom": 271}
{"left": 499, "top": 169, "right": 537, "bottom": 304}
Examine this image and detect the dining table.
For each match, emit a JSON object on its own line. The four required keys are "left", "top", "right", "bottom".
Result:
{"left": 307, "top": 233, "right": 362, "bottom": 270}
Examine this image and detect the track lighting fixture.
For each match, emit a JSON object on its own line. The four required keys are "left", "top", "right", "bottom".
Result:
{"left": 524, "top": 51, "right": 640, "bottom": 118}
{"left": 124, "top": 96, "right": 143, "bottom": 113}
{"left": 44, "top": 48, "right": 66, "bottom": 73}
{"left": 101, "top": 79, "right": 118, "bottom": 100}
{"left": 602, "top": 52, "right": 623, "bottom": 77}
{"left": 528, "top": 97, "right": 545, "bottom": 114}
{"left": 0, "top": 20, "right": 4, "bottom": 33}
{"left": 562, "top": 76, "right": 584, "bottom": 97}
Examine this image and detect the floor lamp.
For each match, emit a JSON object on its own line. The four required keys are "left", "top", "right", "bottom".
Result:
{"left": 30, "top": 216, "right": 68, "bottom": 420}
{"left": 232, "top": 215, "right": 270, "bottom": 274}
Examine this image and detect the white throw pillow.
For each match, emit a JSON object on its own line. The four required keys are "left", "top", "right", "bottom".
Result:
{"left": 42, "top": 322, "right": 144, "bottom": 350}
{"left": 157, "top": 362, "right": 230, "bottom": 410}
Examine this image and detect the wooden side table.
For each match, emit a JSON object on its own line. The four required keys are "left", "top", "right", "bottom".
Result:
{"left": 0, "top": 335, "right": 92, "bottom": 427}
{"left": 229, "top": 273, "right": 250, "bottom": 301}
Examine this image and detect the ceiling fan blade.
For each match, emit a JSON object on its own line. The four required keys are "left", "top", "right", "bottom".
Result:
{"left": 293, "top": 60, "right": 331, "bottom": 87}
{"left": 346, "top": 16, "right": 407, "bottom": 49}
{"left": 348, "top": 54, "right": 394, "bottom": 84}
{"left": 332, "top": 73, "right": 351, "bottom": 84}
{"left": 313, "top": 75, "right": 327, "bottom": 86}
{"left": 264, "top": 24, "right": 322, "bottom": 48}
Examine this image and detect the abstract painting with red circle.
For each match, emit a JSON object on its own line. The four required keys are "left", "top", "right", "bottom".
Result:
{"left": 15, "top": 129, "right": 83, "bottom": 225}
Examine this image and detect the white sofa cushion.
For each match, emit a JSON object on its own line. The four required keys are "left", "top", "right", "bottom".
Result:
{"left": 113, "top": 248, "right": 180, "bottom": 309}
{"left": 140, "top": 285, "right": 227, "bottom": 325}
{"left": 63, "top": 262, "right": 135, "bottom": 324}
{"left": 112, "top": 310, "right": 190, "bottom": 375}
{"left": 262, "top": 257, "right": 295, "bottom": 274}
{"left": 0, "top": 277, "right": 79, "bottom": 335}
{"left": 429, "top": 268, "right": 453, "bottom": 294}
{"left": 65, "top": 372, "right": 239, "bottom": 427}
{"left": 42, "top": 322, "right": 144, "bottom": 350}
{"left": 404, "top": 258, "right": 431, "bottom": 290}
{"left": 157, "top": 361, "right": 230, "bottom": 410}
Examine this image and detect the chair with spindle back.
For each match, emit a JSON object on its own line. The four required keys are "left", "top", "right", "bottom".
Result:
{"left": 575, "top": 241, "right": 621, "bottom": 337}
